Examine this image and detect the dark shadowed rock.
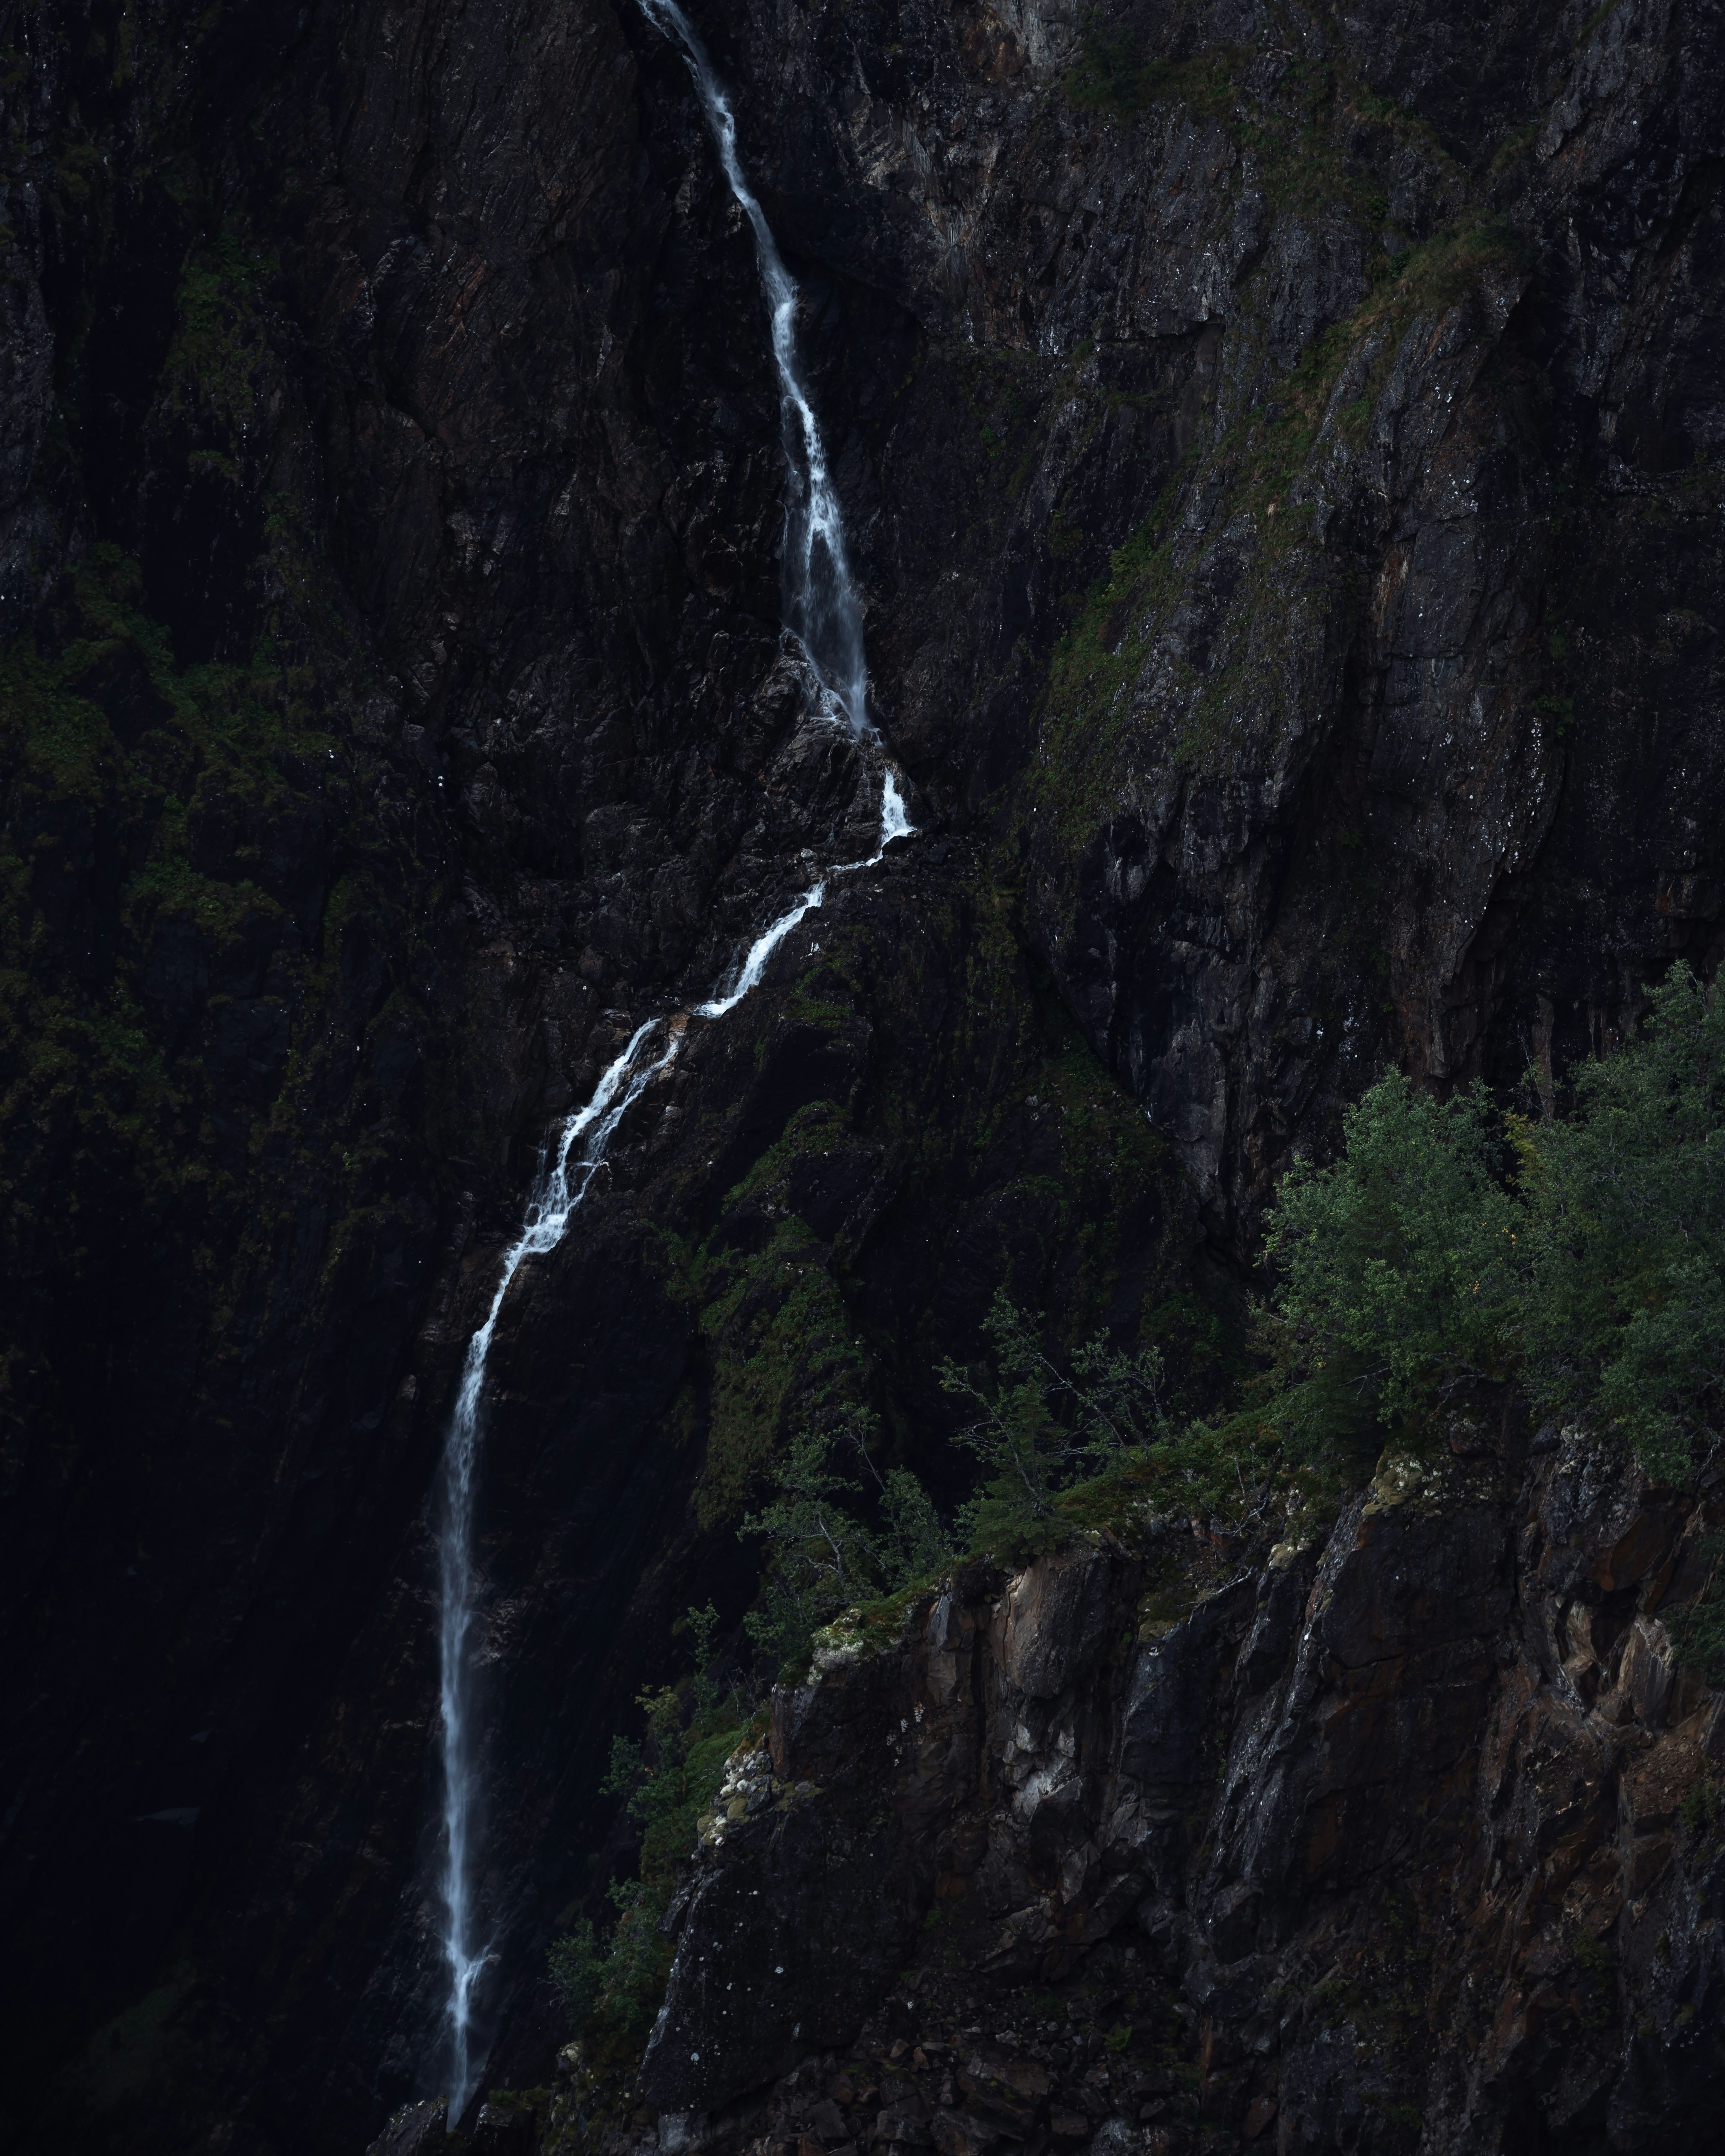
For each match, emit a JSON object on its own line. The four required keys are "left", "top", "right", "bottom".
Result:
{"left": 4, "top": 0, "right": 1725, "bottom": 2148}
{"left": 634, "top": 1447, "right": 1725, "bottom": 2154}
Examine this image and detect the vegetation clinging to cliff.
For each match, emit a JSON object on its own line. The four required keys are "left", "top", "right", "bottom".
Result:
{"left": 741, "top": 1414, "right": 952, "bottom": 1673}
{"left": 1267, "top": 967, "right": 1725, "bottom": 1483}
{"left": 940, "top": 1289, "right": 1172, "bottom": 1558}
{"left": 925, "top": 969, "right": 1725, "bottom": 1570}
{"left": 1265, "top": 1072, "right": 1523, "bottom": 1423}
{"left": 549, "top": 1608, "right": 755, "bottom": 2056}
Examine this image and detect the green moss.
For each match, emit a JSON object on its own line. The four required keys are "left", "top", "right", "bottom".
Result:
{"left": 1021, "top": 193, "right": 1536, "bottom": 853}
{"left": 697, "top": 1240, "right": 867, "bottom": 1527}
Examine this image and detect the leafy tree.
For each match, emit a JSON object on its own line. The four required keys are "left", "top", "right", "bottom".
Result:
{"left": 591, "top": 1878, "right": 672, "bottom": 2032}
{"left": 740, "top": 1418, "right": 880, "bottom": 1671}
{"left": 941, "top": 1289, "right": 1172, "bottom": 1558}
{"left": 1516, "top": 967, "right": 1725, "bottom": 1479}
{"left": 1262, "top": 1072, "right": 1521, "bottom": 1426}
{"left": 880, "top": 1466, "right": 951, "bottom": 1585}
{"left": 1070, "top": 1329, "right": 1171, "bottom": 1454}
{"left": 739, "top": 1411, "right": 952, "bottom": 1674}
{"left": 1264, "top": 967, "right": 1725, "bottom": 1482}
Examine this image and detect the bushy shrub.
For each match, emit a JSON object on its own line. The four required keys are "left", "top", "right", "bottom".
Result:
{"left": 547, "top": 1605, "right": 749, "bottom": 2043}
{"left": 941, "top": 1288, "right": 1172, "bottom": 1559}
{"left": 1263, "top": 1072, "right": 1520, "bottom": 1423}
{"left": 546, "top": 1919, "right": 603, "bottom": 2029}
{"left": 1516, "top": 969, "right": 1725, "bottom": 1478}
{"left": 740, "top": 1411, "right": 952, "bottom": 1673}
{"left": 1265, "top": 967, "right": 1725, "bottom": 1483}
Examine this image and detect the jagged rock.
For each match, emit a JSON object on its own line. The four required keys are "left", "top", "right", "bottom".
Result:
{"left": 365, "top": 2099, "right": 449, "bottom": 2156}
{"left": 643, "top": 1447, "right": 1725, "bottom": 2152}
{"left": 6, "top": 0, "right": 1725, "bottom": 2147}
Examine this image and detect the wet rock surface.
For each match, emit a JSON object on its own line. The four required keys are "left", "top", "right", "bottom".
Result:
{"left": 1, "top": 0, "right": 1724, "bottom": 2149}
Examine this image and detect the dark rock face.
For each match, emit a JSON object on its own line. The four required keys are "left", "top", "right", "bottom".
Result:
{"left": 630, "top": 1442, "right": 1724, "bottom": 2154}
{"left": 2, "top": 0, "right": 1724, "bottom": 2150}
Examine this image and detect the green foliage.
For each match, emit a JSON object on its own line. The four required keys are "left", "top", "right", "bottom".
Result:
{"left": 941, "top": 1288, "right": 1172, "bottom": 1558}
{"left": 591, "top": 1879, "right": 672, "bottom": 2034}
{"left": 1572, "top": 1923, "right": 1611, "bottom": 1976}
{"left": 618, "top": 1611, "right": 743, "bottom": 1883}
{"left": 550, "top": 1606, "right": 752, "bottom": 2043}
{"left": 1678, "top": 1772, "right": 1719, "bottom": 1836}
{"left": 545, "top": 1878, "right": 673, "bottom": 2040}
{"left": 1264, "top": 968, "right": 1725, "bottom": 1482}
{"left": 741, "top": 1417, "right": 884, "bottom": 1671}
{"left": 1264, "top": 1072, "right": 1520, "bottom": 1425}
{"left": 709, "top": 972, "right": 1725, "bottom": 1593}
{"left": 1666, "top": 1535, "right": 1725, "bottom": 1686}
{"left": 546, "top": 1921, "right": 604, "bottom": 2028}
{"left": 943, "top": 1294, "right": 1079, "bottom": 1555}
{"left": 1071, "top": 1328, "right": 1172, "bottom": 1453}
{"left": 670, "top": 1128, "right": 876, "bottom": 1531}
{"left": 655, "top": 858, "right": 1200, "bottom": 1549}
{"left": 881, "top": 1466, "right": 952, "bottom": 1586}
{"left": 740, "top": 1415, "right": 953, "bottom": 1673}
{"left": 1515, "top": 970, "right": 1725, "bottom": 1479}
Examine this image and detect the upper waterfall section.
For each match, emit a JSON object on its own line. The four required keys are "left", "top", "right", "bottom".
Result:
{"left": 638, "top": 0, "right": 872, "bottom": 738}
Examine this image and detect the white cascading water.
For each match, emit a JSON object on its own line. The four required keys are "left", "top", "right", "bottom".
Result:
{"left": 431, "top": 0, "right": 914, "bottom": 2123}
{"left": 637, "top": 0, "right": 870, "bottom": 734}
{"left": 435, "top": 1019, "right": 674, "bottom": 2112}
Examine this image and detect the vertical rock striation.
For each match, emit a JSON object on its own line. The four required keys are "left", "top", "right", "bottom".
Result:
{"left": 1, "top": 0, "right": 1723, "bottom": 2147}
{"left": 611, "top": 1433, "right": 1722, "bottom": 2155}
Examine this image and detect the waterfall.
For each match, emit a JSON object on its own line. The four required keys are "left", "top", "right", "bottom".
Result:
{"left": 431, "top": 1, "right": 913, "bottom": 2123}
{"left": 637, "top": 0, "right": 871, "bottom": 734}
{"left": 435, "top": 1020, "right": 678, "bottom": 2114}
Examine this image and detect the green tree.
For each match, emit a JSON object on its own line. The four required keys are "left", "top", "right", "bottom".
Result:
{"left": 1262, "top": 968, "right": 1725, "bottom": 1482}
{"left": 740, "top": 1418, "right": 880, "bottom": 1671}
{"left": 547, "top": 1918, "right": 604, "bottom": 2027}
{"left": 941, "top": 1289, "right": 1172, "bottom": 1558}
{"left": 1263, "top": 1072, "right": 1521, "bottom": 1426}
{"left": 1517, "top": 967, "right": 1725, "bottom": 1479}
{"left": 1070, "top": 1330, "right": 1170, "bottom": 1455}
{"left": 740, "top": 1412, "right": 952, "bottom": 1673}
{"left": 880, "top": 1466, "right": 951, "bottom": 1585}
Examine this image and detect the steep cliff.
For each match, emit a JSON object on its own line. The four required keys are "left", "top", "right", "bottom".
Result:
{"left": 509, "top": 1425, "right": 1722, "bottom": 2156}
{"left": 1, "top": 0, "right": 1723, "bottom": 2149}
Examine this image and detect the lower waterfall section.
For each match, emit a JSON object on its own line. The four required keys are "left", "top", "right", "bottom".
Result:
{"left": 431, "top": 776, "right": 912, "bottom": 2115}
{"left": 434, "top": 1019, "right": 677, "bottom": 2114}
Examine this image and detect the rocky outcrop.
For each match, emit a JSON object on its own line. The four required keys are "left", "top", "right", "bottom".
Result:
{"left": 579, "top": 1432, "right": 1725, "bottom": 2155}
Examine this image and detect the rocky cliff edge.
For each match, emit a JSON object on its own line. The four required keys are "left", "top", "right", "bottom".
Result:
{"left": 447, "top": 1424, "right": 1725, "bottom": 2156}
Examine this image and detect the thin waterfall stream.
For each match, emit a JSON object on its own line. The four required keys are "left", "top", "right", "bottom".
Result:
{"left": 432, "top": 0, "right": 913, "bottom": 2120}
